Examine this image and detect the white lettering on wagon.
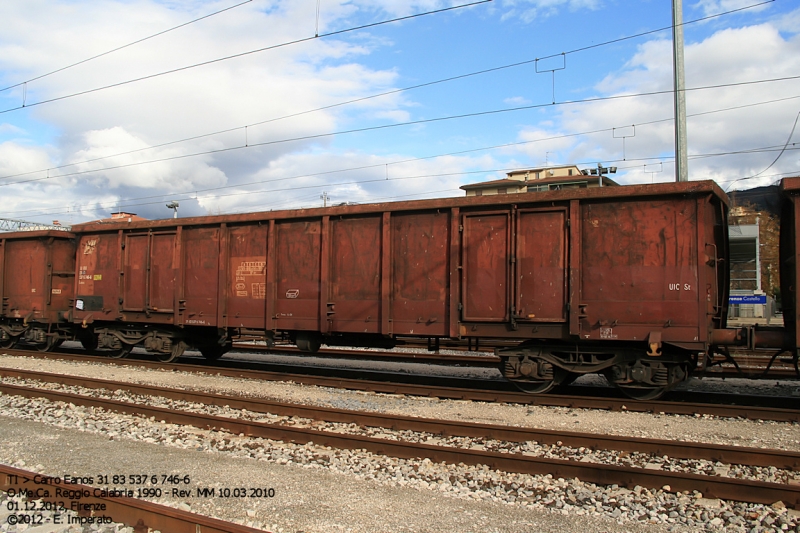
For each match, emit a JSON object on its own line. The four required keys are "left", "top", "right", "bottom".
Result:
{"left": 599, "top": 328, "right": 617, "bottom": 339}
{"left": 232, "top": 258, "right": 266, "bottom": 299}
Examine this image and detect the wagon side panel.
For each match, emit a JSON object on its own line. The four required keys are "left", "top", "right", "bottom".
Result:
{"left": 579, "top": 197, "right": 703, "bottom": 344}
{"left": 226, "top": 224, "right": 267, "bottom": 328}
{"left": 183, "top": 226, "right": 221, "bottom": 327}
{"left": 275, "top": 219, "right": 322, "bottom": 331}
{"left": 328, "top": 216, "right": 382, "bottom": 334}
{"left": 780, "top": 177, "right": 800, "bottom": 351}
{"left": 3, "top": 239, "right": 47, "bottom": 320}
{"left": 49, "top": 237, "right": 77, "bottom": 322}
{"left": 390, "top": 210, "right": 449, "bottom": 336}
{"left": 75, "top": 232, "right": 122, "bottom": 320}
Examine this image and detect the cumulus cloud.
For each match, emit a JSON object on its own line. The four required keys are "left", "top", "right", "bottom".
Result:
{"left": 0, "top": 0, "right": 422, "bottom": 221}
{"left": 507, "top": 10, "right": 800, "bottom": 190}
{"left": 501, "top": 0, "right": 601, "bottom": 23}
{"left": 1, "top": 0, "right": 796, "bottom": 227}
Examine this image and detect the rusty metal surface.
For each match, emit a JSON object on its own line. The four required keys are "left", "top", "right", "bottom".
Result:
{"left": 328, "top": 216, "right": 382, "bottom": 333}
{"left": 4, "top": 366, "right": 799, "bottom": 470}
{"left": 0, "top": 464, "right": 266, "bottom": 533}
{"left": 182, "top": 227, "right": 219, "bottom": 326}
{"left": 70, "top": 181, "right": 730, "bottom": 233}
{"left": 75, "top": 233, "right": 120, "bottom": 319}
{"left": 780, "top": 177, "right": 800, "bottom": 353}
{"left": 65, "top": 180, "right": 731, "bottom": 358}
{"left": 227, "top": 225, "right": 266, "bottom": 328}
{"left": 390, "top": 211, "right": 449, "bottom": 336}
{"left": 0, "top": 232, "right": 76, "bottom": 324}
{"left": 579, "top": 197, "right": 714, "bottom": 345}
{"left": 462, "top": 211, "right": 510, "bottom": 322}
{"left": 275, "top": 220, "right": 321, "bottom": 331}
{"left": 2, "top": 380, "right": 798, "bottom": 508}
{"left": 516, "top": 209, "right": 568, "bottom": 322}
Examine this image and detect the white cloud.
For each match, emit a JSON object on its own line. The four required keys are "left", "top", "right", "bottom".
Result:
{"left": 504, "top": 96, "right": 532, "bottom": 105}
{"left": 693, "top": 0, "right": 771, "bottom": 18}
{"left": 0, "top": 0, "right": 421, "bottom": 221}
{"left": 501, "top": 0, "right": 601, "bottom": 23}
{"left": 508, "top": 13, "right": 800, "bottom": 190}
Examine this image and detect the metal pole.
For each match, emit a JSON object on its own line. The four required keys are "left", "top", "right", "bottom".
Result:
{"left": 672, "top": 0, "right": 688, "bottom": 182}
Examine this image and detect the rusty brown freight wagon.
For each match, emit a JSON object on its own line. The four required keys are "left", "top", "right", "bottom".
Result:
{"left": 69, "top": 180, "right": 729, "bottom": 398}
{"left": 0, "top": 230, "right": 77, "bottom": 350}
{"left": 780, "top": 177, "right": 800, "bottom": 354}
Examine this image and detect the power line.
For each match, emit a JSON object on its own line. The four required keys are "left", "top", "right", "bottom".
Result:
{"left": 3, "top": 74, "right": 798, "bottom": 189}
{"left": 0, "top": 0, "right": 255, "bottom": 93}
{"left": 9, "top": 144, "right": 799, "bottom": 220}
{"left": 4, "top": 93, "right": 799, "bottom": 220}
{"left": 0, "top": 0, "right": 772, "bottom": 182}
{"left": 724, "top": 111, "right": 800, "bottom": 191}
{"left": 0, "top": 0, "right": 491, "bottom": 115}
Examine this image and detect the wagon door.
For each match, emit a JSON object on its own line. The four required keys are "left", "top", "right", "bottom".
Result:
{"left": 461, "top": 212, "right": 510, "bottom": 322}
{"left": 274, "top": 220, "right": 321, "bottom": 331}
{"left": 514, "top": 209, "right": 568, "bottom": 322}
{"left": 328, "top": 216, "right": 382, "bottom": 334}
{"left": 123, "top": 231, "right": 178, "bottom": 315}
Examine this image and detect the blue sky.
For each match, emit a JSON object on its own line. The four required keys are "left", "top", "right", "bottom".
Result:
{"left": 0, "top": 0, "right": 798, "bottom": 223}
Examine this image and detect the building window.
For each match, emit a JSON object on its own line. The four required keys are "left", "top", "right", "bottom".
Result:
{"left": 568, "top": 169, "right": 574, "bottom": 176}
{"left": 475, "top": 190, "right": 482, "bottom": 196}
{"left": 497, "top": 188, "right": 507, "bottom": 194}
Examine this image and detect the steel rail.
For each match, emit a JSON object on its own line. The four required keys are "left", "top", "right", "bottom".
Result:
{"left": 2, "top": 366, "right": 799, "bottom": 470}
{"left": 232, "top": 344, "right": 799, "bottom": 378}
{"left": 231, "top": 343, "right": 501, "bottom": 365}
{"left": 0, "top": 464, "right": 266, "bottom": 533}
{"left": 1, "top": 382, "right": 799, "bottom": 508}
{"left": 3, "top": 349, "right": 800, "bottom": 421}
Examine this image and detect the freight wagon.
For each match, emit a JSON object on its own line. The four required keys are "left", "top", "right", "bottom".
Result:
{"left": 0, "top": 230, "right": 77, "bottom": 351}
{"left": 51, "top": 180, "right": 730, "bottom": 399}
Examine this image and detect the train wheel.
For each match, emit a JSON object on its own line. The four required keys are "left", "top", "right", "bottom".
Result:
{"left": 557, "top": 372, "right": 580, "bottom": 388}
{"left": 105, "top": 345, "right": 132, "bottom": 359}
{"left": 295, "top": 333, "right": 321, "bottom": 353}
{"left": 0, "top": 337, "right": 19, "bottom": 350}
{"left": 508, "top": 367, "right": 568, "bottom": 394}
{"left": 35, "top": 336, "right": 62, "bottom": 352}
{"left": 603, "top": 361, "right": 686, "bottom": 401}
{"left": 611, "top": 384, "right": 669, "bottom": 401}
{"left": 157, "top": 341, "right": 186, "bottom": 363}
{"left": 0, "top": 337, "right": 18, "bottom": 350}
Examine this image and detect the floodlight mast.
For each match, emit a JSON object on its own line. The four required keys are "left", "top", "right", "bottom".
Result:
{"left": 673, "top": 0, "right": 688, "bottom": 182}
{"left": 166, "top": 201, "right": 179, "bottom": 218}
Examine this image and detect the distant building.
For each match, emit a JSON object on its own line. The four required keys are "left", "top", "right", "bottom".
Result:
{"left": 105, "top": 212, "right": 147, "bottom": 222}
{"left": 727, "top": 203, "right": 781, "bottom": 323}
{"left": 460, "top": 165, "right": 619, "bottom": 196}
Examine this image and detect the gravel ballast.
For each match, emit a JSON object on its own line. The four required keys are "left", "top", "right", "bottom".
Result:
{"left": 1, "top": 354, "right": 799, "bottom": 532}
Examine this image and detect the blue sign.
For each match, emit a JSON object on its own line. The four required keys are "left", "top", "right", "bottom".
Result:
{"left": 729, "top": 295, "right": 767, "bottom": 304}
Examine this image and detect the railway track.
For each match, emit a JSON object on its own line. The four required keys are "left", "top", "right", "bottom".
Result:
{"left": 0, "top": 464, "right": 264, "bottom": 533}
{"left": 232, "top": 342, "right": 800, "bottom": 379}
{"left": 2, "top": 367, "right": 800, "bottom": 508}
{"left": 3, "top": 348, "right": 800, "bottom": 421}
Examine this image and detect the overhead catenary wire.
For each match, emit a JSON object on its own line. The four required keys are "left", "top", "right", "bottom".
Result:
{"left": 9, "top": 144, "right": 799, "bottom": 221}
{"left": 724, "top": 111, "right": 800, "bottom": 191}
{"left": 0, "top": 0, "right": 773, "bottom": 182}
{"left": 4, "top": 94, "right": 799, "bottom": 220}
{"left": 0, "top": 0, "right": 255, "bottom": 94}
{"left": 2, "top": 75, "right": 798, "bottom": 190}
{"left": 0, "top": 0, "right": 492, "bottom": 115}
